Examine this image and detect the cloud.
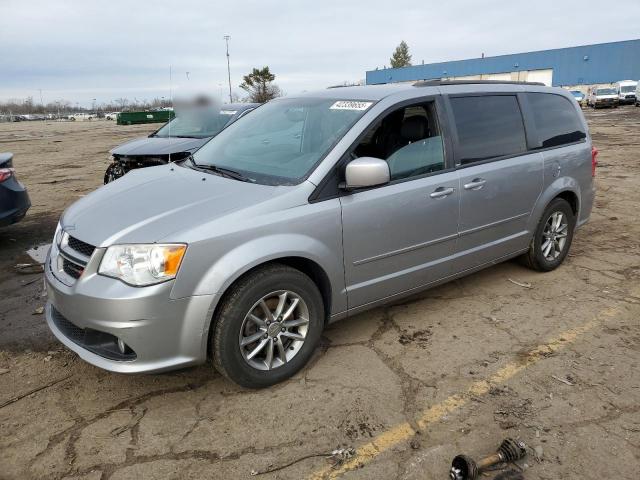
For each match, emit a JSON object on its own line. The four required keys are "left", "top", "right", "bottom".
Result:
{"left": 1, "top": 0, "right": 638, "bottom": 105}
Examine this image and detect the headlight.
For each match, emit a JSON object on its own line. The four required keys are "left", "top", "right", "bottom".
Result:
{"left": 98, "top": 244, "right": 187, "bottom": 286}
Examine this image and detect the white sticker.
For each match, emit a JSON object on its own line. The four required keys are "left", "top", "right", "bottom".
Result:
{"left": 220, "top": 110, "right": 237, "bottom": 115}
{"left": 329, "top": 101, "right": 373, "bottom": 111}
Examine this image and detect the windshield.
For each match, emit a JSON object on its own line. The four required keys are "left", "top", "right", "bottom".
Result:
{"left": 596, "top": 88, "right": 615, "bottom": 95}
{"left": 570, "top": 91, "right": 583, "bottom": 97}
{"left": 621, "top": 85, "right": 636, "bottom": 93}
{"left": 192, "top": 97, "right": 373, "bottom": 185}
{"left": 154, "top": 108, "right": 236, "bottom": 138}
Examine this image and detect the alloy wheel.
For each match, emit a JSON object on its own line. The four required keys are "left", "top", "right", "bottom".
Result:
{"left": 238, "top": 290, "right": 309, "bottom": 371}
{"left": 541, "top": 211, "right": 569, "bottom": 261}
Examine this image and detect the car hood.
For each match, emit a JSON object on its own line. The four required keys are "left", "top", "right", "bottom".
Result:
{"left": 596, "top": 95, "right": 617, "bottom": 100}
{"left": 111, "top": 136, "right": 209, "bottom": 156}
{"left": 60, "top": 164, "right": 290, "bottom": 247}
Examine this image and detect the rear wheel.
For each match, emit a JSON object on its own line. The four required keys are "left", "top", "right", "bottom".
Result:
{"left": 522, "top": 198, "right": 576, "bottom": 272}
{"left": 212, "top": 264, "right": 324, "bottom": 388}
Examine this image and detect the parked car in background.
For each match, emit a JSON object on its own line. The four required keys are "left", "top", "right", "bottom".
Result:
{"left": 105, "top": 112, "right": 120, "bottom": 120}
{"left": 104, "top": 103, "right": 259, "bottom": 183}
{"left": 587, "top": 86, "right": 618, "bottom": 108}
{"left": 45, "top": 81, "right": 595, "bottom": 387}
{"left": 570, "top": 90, "right": 585, "bottom": 107}
{"left": 69, "top": 113, "right": 96, "bottom": 121}
{"left": 614, "top": 80, "right": 637, "bottom": 105}
{"left": 0, "top": 153, "right": 30, "bottom": 227}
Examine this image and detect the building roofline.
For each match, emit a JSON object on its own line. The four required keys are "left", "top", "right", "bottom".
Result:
{"left": 369, "top": 38, "right": 640, "bottom": 74}
{"left": 413, "top": 79, "right": 544, "bottom": 87}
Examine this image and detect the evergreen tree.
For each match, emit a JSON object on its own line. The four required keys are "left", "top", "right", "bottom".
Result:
{"left": 390, "top": 41, "right": 412, "bottom": 68}
{"left": 240, "top": 67, "right": 282, "bottom": 103}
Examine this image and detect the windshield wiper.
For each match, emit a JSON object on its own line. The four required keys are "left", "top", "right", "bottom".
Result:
{"left": 187, "top": 156, "right": 254, "bottom": 183}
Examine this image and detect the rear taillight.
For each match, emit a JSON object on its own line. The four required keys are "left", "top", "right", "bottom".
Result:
{"left": 0, "top": 168, "right": 14, "bottom": 183}
{"left": 591, "top": 146, "right": 598, "bottom": 177}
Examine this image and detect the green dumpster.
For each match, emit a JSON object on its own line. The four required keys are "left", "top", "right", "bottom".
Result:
{"left": 117, "top": 110, "right": 175, "bottom": 125}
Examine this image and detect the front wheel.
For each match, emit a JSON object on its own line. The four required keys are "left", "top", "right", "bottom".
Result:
{"left": 212, "top": 264, "right": 325, "bottom": 388}
{"left": 104, "top": 162, "right": 126, "bottom": 184}
{"left": 522, "top": 198, "right": 576, "bottom": 272}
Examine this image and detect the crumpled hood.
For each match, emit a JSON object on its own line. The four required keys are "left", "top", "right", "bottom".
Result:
{"left": 61, "top": 164, "right": 285, "bottom": 247}
{"left": 111, "top": 136, "right": 209, "bottom": 156}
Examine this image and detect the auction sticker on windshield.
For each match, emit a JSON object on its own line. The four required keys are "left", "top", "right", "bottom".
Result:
{"left": 330, "top": 101, "right": 373, "bottom": 111}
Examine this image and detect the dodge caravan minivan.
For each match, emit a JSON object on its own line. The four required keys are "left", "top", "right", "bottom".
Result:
{"left": 46, "top": 81, "right": 596, "bottom": 388}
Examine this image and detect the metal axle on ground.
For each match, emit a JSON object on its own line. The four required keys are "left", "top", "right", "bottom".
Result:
{"left": 450, "top": 438, "right": 527, "bottom": 480}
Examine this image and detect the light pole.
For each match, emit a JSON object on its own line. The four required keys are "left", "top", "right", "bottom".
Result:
{"left": 224, "top": 35, "right": 232, "bottom": 103}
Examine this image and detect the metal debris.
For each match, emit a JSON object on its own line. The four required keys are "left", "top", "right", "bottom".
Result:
{"left": 450, "top": 438, "right": 527, "bottom": 480}
{"left": 551, "top": 375, "right": 574, "bottom": 386}
{"left": 32, "top": 306, "right": 44, "bottom": 315}
{"left": 14, "top": 263, "right": 44, "bottom": 274}
{"left": 249, "top": 446, "right": 355, "bottom": 476}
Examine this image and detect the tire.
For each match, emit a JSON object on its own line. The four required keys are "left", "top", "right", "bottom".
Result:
{"left": 212, "top": 264, "right": 325, "bottom": 388}
{"left": 522, "top": 198, "right": 576, "bottom": 272}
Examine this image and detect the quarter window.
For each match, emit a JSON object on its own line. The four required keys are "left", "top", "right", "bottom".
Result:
{"left": 450, "top": 95, "right": 527, "bottom": 164}
{"left": 526, "top": 93, "right": 586, "bottom": 148}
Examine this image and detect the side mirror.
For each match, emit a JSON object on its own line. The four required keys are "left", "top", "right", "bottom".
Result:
{"left": 343, "top": 157, "right": 390, "bottom": 189}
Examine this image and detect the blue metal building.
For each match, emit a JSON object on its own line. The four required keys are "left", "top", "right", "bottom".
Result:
{"left": 366, "top": 39, "right": 640, "bottom": 87}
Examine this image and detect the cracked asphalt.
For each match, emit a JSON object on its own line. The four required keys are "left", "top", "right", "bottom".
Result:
{"left": 1, "top": 108, "right": 639, "bottom": 479}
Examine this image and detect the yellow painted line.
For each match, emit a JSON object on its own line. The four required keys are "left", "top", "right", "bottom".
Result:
{"left": 309, "top": 307, "right": 618, "bottom": 479}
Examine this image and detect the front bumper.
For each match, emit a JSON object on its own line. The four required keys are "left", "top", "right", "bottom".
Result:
{"left": 45, "top": 246, "right": 216, "bottom": 373}
{"left": 0, "top": 176, "right": 30, "bottom": 227}
{"left": 594, "top": 100, "right": 618, "bottom": 107}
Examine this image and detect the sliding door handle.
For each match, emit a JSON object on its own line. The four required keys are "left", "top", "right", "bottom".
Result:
{"left": 463, "top": 178, "right": 486, "bottom": 190}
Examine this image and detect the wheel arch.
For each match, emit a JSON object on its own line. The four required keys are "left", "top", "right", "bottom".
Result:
{"left": 205, "top": 256, "right": 333, "bottom": 359}
{"left": 530, "top": 178, "right": 581, "bottom": 232}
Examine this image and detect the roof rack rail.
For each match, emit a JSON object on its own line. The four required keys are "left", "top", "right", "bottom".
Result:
{"left": 413, "top": 79, "right": 545, "bottom": 87}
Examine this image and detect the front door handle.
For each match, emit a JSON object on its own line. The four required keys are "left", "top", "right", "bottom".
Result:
{"left": 463, "top": 178, "right": 486, "bottom": 190}
{"left": 430, "top": 187, "right": 455, "bottom": 199}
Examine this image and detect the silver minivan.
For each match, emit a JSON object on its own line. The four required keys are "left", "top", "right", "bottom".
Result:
{"left": 45, "top": 81, "right": 597, "bottom": 387}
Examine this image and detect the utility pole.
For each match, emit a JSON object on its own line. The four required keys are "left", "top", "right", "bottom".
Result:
{"left": 224, "top": 35, "right": 232, "bottom": 103}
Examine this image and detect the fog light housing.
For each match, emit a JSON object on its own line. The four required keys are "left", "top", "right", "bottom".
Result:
{"left": 117, "top": 338, "right": 127, "bottom": 354}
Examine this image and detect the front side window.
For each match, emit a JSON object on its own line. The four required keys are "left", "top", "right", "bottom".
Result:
{"left": 154, "top": 109, "right": 236, "bottom": 138}
{"left": 193, "top": 98, "right": 372, "bottom": 185}
{"left": 450, "top": 95, "right": 527, "bottom": 164}
{"left": 526, "top": 93, "right": 586, "bottom": 148}
{"left": 351, "top": 102, "right": 444, "bottom": 181}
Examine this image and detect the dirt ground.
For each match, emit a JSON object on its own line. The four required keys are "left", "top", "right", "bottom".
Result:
{"left": 0, "top": 110, "right": 638, "bottom": 480}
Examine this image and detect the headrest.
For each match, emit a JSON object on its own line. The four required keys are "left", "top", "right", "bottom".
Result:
{"left": 401, "top": 116, "right": 428, "bottom": 142}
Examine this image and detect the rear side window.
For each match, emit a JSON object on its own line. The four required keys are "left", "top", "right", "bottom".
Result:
{"left": 526, "top": 93, "right": 586, "bottom": 148}
{"left": 450, "top": 95, "right": 527, "bottom": 164}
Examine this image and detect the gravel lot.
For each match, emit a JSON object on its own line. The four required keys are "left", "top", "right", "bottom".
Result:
{"left": 0, "top": 108, "right": 638, "bottom": 480}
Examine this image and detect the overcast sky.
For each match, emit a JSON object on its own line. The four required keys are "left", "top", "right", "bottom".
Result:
{"left": 1, "top": 0, "right": 638, "bottom": 106}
